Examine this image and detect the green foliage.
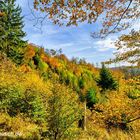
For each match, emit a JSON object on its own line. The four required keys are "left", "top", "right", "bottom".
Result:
{"left": 97, "top": 64, "right": 118, "bottom": 91}
{"left": 41, "top": 72, "right": 49, "bottom": 81}
{"left": 38, "top": 60, "right": 48, "bottom": 72}
{"left": 78, "top": 77, "right": 85, "bottom": 89}
{"left": 127, "top": 89, "right": 140, "bottom": 99}
{"left": 0, "top": 59, "right": 49, "bottom": 123}
{"left": 126, "top": 76, "right": 140, "bottom": 99}
{"left": 28, "top": 60, "right": 36, "bottom": 69}
{"left": 0, "top": 49, "right": 140, "bottom": 139}
{"left": 65, "top": 71, "right": 74, "bottom": 86}
{"left": 46, "top": 83, "right": 82, "bottom": 140}
{"left": 86, "top": 88, "right": 98, "bottom": 109}
{"left": 0, "top": 84, "right": 46, "bottom": 123}
{"left": 33, "top": 55, "right": 40, "bottom": 66}
{"left": 0, "top": 0, "right": 26, "bottom": 64}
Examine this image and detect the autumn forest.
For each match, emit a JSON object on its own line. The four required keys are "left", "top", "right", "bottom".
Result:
{"left": 0, "top": 0, "right": 140, "bottom": 140}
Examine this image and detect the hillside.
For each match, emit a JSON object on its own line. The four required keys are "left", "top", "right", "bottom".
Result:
{"left": 111, "top": 66, "right": 140, "bottom": 78}
{"left": 0, "top": 44, "right": 140, "bottom": 139}
{"left": 0, "top": 0, "right": 140, "bottom": 139}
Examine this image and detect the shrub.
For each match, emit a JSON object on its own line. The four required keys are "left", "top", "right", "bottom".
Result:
{"left": 127, "top": 89, "right": 140, "bottom": 99}
{"left": 0, "top": 84, "right": 46, "bottom": 123}
{"left": 86, "top": 88, "right": 98, "bottom": 109}
{"left": 0, "top": 60, "right": 50, "bottom": 123}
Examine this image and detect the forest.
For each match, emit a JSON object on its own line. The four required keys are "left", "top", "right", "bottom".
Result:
{"left": 0, "top": 0, "right": 140, "bottom": 140}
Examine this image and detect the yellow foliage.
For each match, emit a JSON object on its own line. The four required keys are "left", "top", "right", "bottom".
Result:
{"left": 0, "top": 54, "right": 140, "bottom": 139}
{"left": 0, "top": 113, "right": 40, "bottom": 139}
{"left": 24, "top": 44, "right": 36, "bottom": 60}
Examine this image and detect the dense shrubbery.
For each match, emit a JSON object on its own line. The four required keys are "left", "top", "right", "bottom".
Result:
{"left": 0, "top": 47, "right": 140, "bottom": 139}
{"left": 0, "top": 43, "right": 140, "bottom": 139}
{"left": 0, "top": 58, "right": 48, "bottom": 123}
{"left": 0, "top": 55, "right": 84, "bottom": 139}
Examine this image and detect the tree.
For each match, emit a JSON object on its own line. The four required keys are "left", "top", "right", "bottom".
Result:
{"left": 46, "top": 83, "right": 82, "bottom": 140}
{"left": 78, "top": 77, "right": 85, "bottom": 90}
{"left": 86, "top": 88, "right": 98, "bottom": 110}
{"left": 106, "top": 30, "right": 140, "bottom": 65}
{"left": 33, "top": 0, "right": 140, "bottom": 37}
{"left": 0, "top": 0, "right": 26, "bottom": 64}
{"left": 97, "top": 64, "right": 118, "bottom": 91}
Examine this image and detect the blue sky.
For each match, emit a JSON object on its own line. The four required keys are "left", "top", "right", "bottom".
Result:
{"left": 16, "top": 0, "right": 140, "bottom": 67}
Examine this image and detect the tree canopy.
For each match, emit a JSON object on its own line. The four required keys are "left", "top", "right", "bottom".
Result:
{"left": 106, "top": 30, "right": 140, "bottom": 65}
{"left": 33, "top": 0, "right": 140, "bottom": 37}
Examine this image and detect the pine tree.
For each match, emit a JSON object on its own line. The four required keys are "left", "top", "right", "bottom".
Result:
{"left": 97, "top": 64, "right": 118, "bottom": 92}
{"left": 0, "top": 0, "right": 26, "bottom": 64}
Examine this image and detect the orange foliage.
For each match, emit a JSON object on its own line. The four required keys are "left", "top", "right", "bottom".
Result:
{"left": 57, "top": 54, "right": 69, "bottom": 63}
{"left": 40, "top": 54, "right": 49, "bottom": 62}
{"left": 73, "top": 66, "right": 82, "bottom": 76}
{"left": 19, "top": 64, "right": 31, "bottom": 73}
{"left": 0, "top": 11, "right": 5, "bottom": 17}
{"left": 24, "top": 44, "right": 36, "bottom": 60}
{"left": 48, "top": 57, "right": 61, "bottom": 69}
{"left": 34, "top": 0, "right": 139, "bottom": 37}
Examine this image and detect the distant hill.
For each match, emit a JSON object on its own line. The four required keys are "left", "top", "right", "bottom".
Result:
{"left": 110, "top": 66, "right": 140, "bottom": 78}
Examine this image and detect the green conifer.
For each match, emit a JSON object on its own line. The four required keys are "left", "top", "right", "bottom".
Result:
{"left": 86, "top": 88, "right": 98, "bottom": 109}
{"left": 97, "top": 64, "right": 118, "bottom": 91}
{"left": 0, "top": 0, "right": 26, "bottom": 64}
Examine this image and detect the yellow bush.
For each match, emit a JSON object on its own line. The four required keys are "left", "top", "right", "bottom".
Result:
{"left": 0, "top": 113, "right": 40, "bottom": 139}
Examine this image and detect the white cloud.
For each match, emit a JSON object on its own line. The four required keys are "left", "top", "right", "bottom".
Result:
{"left": 132, "top": 20, "right": 140, "bottom": 30}
{"left": 94, "top": 38, "right": 116, "bottom": 52}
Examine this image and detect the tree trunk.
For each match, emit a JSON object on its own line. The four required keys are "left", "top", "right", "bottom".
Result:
{"left": 84, "top": 101, "right": 87, "bottom": 131}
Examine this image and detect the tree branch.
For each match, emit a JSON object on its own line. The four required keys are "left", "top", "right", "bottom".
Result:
{"left": 108, "top": 0, "right": 133, "bottom": 35}
{"left": 127, "top": 116, "right": 140, "bottom": 124}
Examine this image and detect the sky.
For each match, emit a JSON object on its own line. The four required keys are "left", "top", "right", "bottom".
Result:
{"left": 16, "top": 0, "right": 140, "bottom": 67}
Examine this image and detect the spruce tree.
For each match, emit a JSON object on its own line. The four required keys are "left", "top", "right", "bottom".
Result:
{"left": 97, "top": 64, "right": 118, "bottom": 92}
{"left": 0, "top": 0, "right": 26, "bottom": 64}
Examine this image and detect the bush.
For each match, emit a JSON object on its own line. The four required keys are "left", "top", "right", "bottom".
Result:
{"left": 0, "top": 84, "right": 46, "bottom": 123}
{"left": 86, "top": 88, "right": 98, "bottom": 109}
{"left": 0, "top": 113, "right": 40, "bottom": 139}
{"left": 0, "top": 60, "right": 50, "bottom": 123}
{"left": 127, "top": 89, "right": 140, "bottom": 99}
{"left": 38, "top": 60, "right": 48, "bottom": 72}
